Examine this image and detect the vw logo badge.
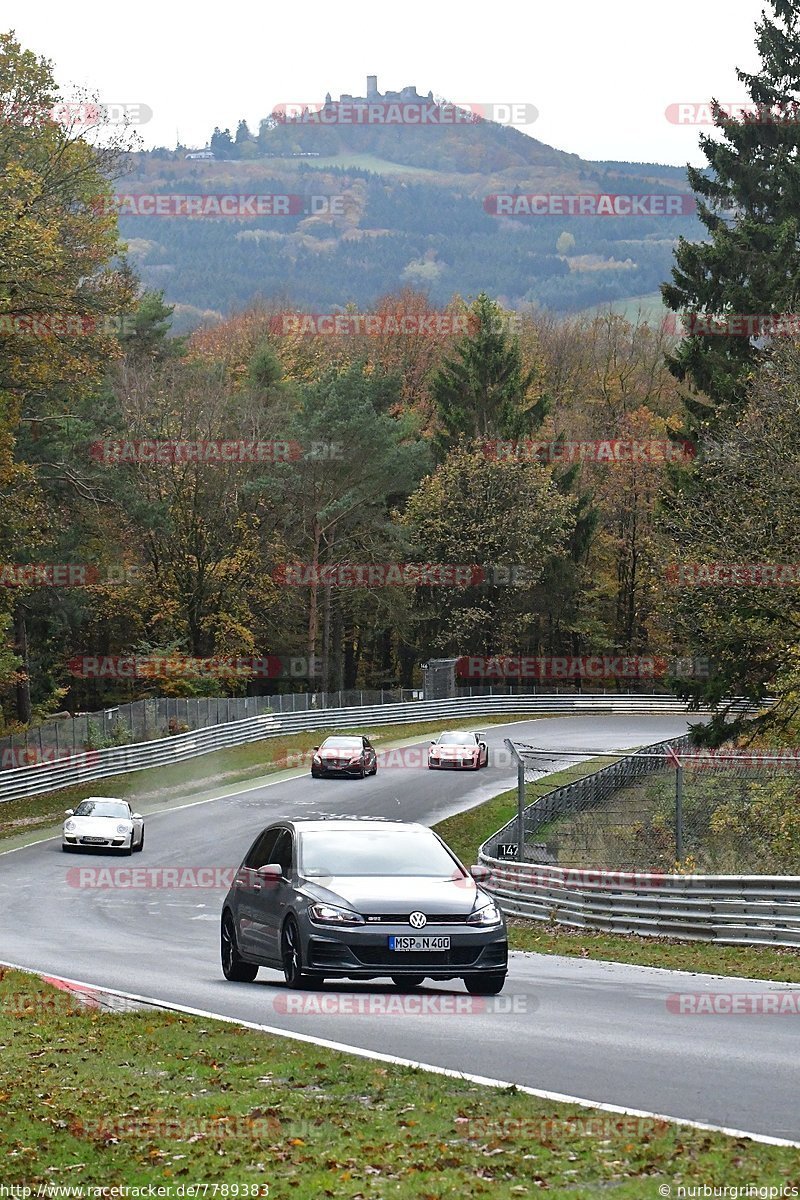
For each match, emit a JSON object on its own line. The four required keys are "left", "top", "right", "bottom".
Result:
{"left": 409, "top": 911, "right": 427, "bottom": 929}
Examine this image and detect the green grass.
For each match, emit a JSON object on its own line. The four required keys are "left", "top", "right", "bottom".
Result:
{"left": 507, "top": 921, "right": 800, "bottom": 982}
{"left": 1, "top": 967, "right": 796, "bottom": 1195}
{"left": 433, "top": 760, "right": 800, "bottom": 983}
{"left": 266, "top": 152, "right": 439, "bottom": 176}
{"left": 0, "top": 713, "right": 544, "bottom": 848}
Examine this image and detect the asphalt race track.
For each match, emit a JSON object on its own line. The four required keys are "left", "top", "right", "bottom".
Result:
{"left": 2, "top": 715, "right": 797, "bottom": 1142}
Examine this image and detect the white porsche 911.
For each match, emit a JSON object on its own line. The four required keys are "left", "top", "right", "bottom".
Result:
{"left": 62, "top": 797, "right": 145, "bottom": 855}
{"left": 428, "top": 730, "right": 489, "bottom": 770}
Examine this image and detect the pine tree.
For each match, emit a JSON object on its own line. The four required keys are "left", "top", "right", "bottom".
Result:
{"left": 662, "top": 1, "right": 800, "bottom": 436}
{"left": 430, "top": 293, "right": 548, "bottom": 458}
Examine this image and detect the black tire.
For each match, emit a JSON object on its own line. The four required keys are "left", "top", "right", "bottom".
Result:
{"left": 369, "top": 761, "right": 378, "bottom": 776}
{"left": 392, "top": 975, "right": 424, "bottom": 990}
{"left": 135, "top": 828, "right": 145, "bottom": 852}
{"left": 221, "top": 912, "right": 259, "bottom": 982}
{"left": 464, "top": 973, "right": 506, "bottom": 996}
{"left": 120, "top": 836, "right": 134, "bottom": 856}
{"left": 355, "top": 763, "right": 366, "bottom": 778}
{"left": 281, "top": 916, "right": 323, "bottom": 988}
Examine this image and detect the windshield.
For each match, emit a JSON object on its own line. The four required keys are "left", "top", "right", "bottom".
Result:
{"left": 437, "top": 732, "right": 475, "bottom": 745}
{"left": 74, "top": 800, "right": 130, "bottom": 819}
{"left": 320, "top": 737, "right": 362, "bottom": 749}
{"left": 299, "top": 829, "right": 464, "bottom": 878}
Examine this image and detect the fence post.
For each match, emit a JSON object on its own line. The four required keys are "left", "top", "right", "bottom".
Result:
{"left": 675, "top": 763, "right": 684, "bottom": 863}
{"left": 517, "top": 756, "right": 526, "bottom": 860}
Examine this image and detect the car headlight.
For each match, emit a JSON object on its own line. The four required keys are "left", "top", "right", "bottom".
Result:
{"left": 309, "top": 903, "right": 365, "bottom": 926}
{"left": 467, "top": 901, "right": 502, "bottom": 927}
{"left": 116, "top": 823, "right": 131, "bottom": 834}
{"left": 64, "top": 820, "right": 76, "bottom": 833}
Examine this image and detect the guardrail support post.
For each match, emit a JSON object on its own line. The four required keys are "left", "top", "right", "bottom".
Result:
{"left": 675, "top": 763, "right": 684, "bottom": 863}
{"left": 517, "top": 756, "right": 526, "bottom": 860}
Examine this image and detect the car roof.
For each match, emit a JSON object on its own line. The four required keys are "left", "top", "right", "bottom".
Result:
{"left": 79, "top": 796, "right": 128, "bottom": 803}
{"left": 436, "top": 730, "right": 476, "bottom": 738}
{"left": 264, "top": 819, "right": 430, "bottom": 834}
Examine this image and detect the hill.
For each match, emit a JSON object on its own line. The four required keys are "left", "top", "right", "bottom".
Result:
{"left": 121, "top": 83, "right": 700, "bottom": 330}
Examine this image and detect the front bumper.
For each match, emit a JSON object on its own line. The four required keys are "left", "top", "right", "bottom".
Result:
{"left": 62, "top": 834, "right": 129, "bottom": 848}
{"left": 428, "top": 757, "right": 478, "bottom": 769}
{"left": 312, "top": 761, "right": 364, "bottom": 777}
{"left": 303, "top": 920, "right": 507, "bottom": 979}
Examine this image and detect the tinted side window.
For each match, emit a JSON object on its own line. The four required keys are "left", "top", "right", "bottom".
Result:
{"left": 272, "top": 831, "right": 294, "bottom": 876}
{"left": 245, "top": 828, "right": 280, "bottom": 869}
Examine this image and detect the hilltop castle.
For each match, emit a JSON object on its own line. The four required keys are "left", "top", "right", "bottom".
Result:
{"left": 324, "top": 77, "right": 435, "bottom": 107}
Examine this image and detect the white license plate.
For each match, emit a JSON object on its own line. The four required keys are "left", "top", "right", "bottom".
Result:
{"left": 388, "top": 936, "right": 451, "bottom": 951}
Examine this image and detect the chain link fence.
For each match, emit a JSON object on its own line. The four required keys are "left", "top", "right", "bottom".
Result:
{"left": 488, "top": 738, "right": 800, "bottom": 876}
{"left": 0, "top": 689, "right": 421, "bottom": 771}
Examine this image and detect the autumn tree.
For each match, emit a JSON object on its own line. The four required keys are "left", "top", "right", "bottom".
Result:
{"left": 401, "top": 446, "right": 575, "bottom": 656}
{"left": 663, "top": 340, "right": 800, "bottom": 743}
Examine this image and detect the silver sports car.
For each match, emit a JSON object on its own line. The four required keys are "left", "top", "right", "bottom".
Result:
{"left": 221, "top": 819, "right": 507, "bottom": 993}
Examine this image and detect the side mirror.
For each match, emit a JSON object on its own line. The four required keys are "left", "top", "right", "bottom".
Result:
{"left": 64, "top": 809, "right": 74, "bottom": 817}
{"left": 132, "top": 813, "right": 143, "bottom": 821}
{"left": 257, "top": 863, "right": 283, "bottom": 880}
{"left": 469, "top": 865, "right": 491, "bottom": 882}
{"left": 312, "top": 746, "right": 320, "bottom": 752}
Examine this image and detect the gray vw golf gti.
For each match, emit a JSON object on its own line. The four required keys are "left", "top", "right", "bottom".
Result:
{"left": 221, "top": 819, "right": 508, "bottom": 993}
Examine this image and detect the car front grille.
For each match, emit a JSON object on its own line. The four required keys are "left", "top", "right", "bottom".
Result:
{"left": 362, "top": 914, "right": 471, "bottom": 924}
{"left": 352, "top": 946, "right": 482, "bottom": 967}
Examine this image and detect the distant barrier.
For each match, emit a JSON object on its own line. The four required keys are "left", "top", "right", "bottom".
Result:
{"left": 0, "top": 692, "right": 709, "bottom": 803}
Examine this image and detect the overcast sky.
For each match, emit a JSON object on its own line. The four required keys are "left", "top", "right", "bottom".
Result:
{"left": 11, "top": 0, "right": 765, "bottom": 166}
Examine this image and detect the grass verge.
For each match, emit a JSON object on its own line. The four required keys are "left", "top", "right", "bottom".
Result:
{"left": 1, "top": 967, "right": 796, "bottom": 1196}
{"left": 0, "top": 713, "right": 541, "bottom": 847}
{"left": 433, "top": 760, "right": 800, "bottom": 983}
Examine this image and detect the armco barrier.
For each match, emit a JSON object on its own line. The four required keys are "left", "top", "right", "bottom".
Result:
{"left": 478, "top": 856, "right": 800, "bottom": 947}
{"left": 0, "top": 693, "right": 706, "bottom": 804}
